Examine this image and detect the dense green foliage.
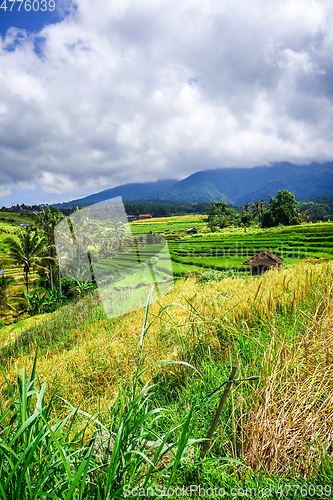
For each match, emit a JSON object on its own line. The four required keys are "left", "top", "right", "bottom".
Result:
{"left": 262, "top": 190, "right": 298, "bottom": 227}
{"left": 206, "top": 201, "right": 239, "bottom": 229}
{"left": 33, "top": 206, "right": 65, "bottom": 290}
{"left": 1, "top": 228, "right": 53, "bottom": 294}
{"left": 124, "top": 201, "right": 209, "bottom": 218}
{"left": 0, "top": 352, "right": 200, "bottom": 499}
{"left": 298, "top": 196, "right": 333, "bottom": 222}
{"left": 23, "top": 288, "right": 68, "bottom": 315}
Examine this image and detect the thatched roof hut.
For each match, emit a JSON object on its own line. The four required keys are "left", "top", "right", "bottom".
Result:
{"left": 242, "top": 250, "right": 284, "bottom": 275}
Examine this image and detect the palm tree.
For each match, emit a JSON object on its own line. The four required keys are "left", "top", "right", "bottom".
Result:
{"left": 110, "top": 221, "right": 126, "bottom": 252}
{"left": 2, "top": 227, "right": 53, "bottom": 294}
{"left": 251, "top": 200, "right": 260, "bottom": 224}
{"left": 33, "top": 206, "right": 64, "bottom": 290}
{"left": 242, "top": 202, "right": 251, "bottom": 213}
{"left": 242, "top": 202, "right": 251, "bottom": 226}
{"left": 258, "top": 199, "right": 267, "bottom": 225}
{"left": 55, "top": 208, "right": 99, "bottom": 284}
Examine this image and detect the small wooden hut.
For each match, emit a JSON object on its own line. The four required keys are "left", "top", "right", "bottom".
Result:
{"left": 186, "top": 227, "right": 198, "bottom": 234}
{"left": 242, "top": 250, "right": 284, "bottom": 275}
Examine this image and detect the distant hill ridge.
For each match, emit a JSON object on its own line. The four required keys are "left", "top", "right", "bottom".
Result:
{"left": 54, "top": 162, "right": 333, "bottom": 207}
{"left": 55, "top": 179, "right": 178, "bottom": 207}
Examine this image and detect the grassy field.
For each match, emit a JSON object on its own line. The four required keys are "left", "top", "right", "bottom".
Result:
{"left": 130, "top": 214, "right": 206, "bottom": 234}
{"left": 0, "top": 212, "right": 33, "bottom": 239}
{"left": 168, "top": 223, "right": 333, "bottom": 275}
{"left": 0, "top": 260, "right": 332, "bottom": 496}
{"left": 0, "top": 213, "right": 333, "bottom": 498}
{"left": 131, "top": 216, "right": 333, "bottom": 276}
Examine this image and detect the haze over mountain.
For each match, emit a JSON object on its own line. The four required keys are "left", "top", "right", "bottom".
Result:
{"left": 55, "top": 162, "right": 333, "bottom": 208}
{"left": 55, "top": 180, "right": 178, "bottom": 207}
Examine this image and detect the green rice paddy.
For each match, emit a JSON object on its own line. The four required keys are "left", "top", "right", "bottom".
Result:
{"left": 131, "top": 218, "right": 333, "bottom": 276}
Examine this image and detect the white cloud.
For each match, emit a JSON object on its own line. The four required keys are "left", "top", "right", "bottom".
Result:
{"left": 0, "top": 185, "right": 12, "bottom": 198}
{"left": 1, "top": 0, "right": 333, "bottom": 203}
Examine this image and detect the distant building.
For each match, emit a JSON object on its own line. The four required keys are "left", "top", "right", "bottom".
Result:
{"left": 242, "top": 250, "right": 284, "bottom": 275}
{"left": 11, "top": 204, "right": 33, "bottom": 213}
{"left": 139, "top": 214, "right": 152, "bottom": 218}
{"left": 186, "top": 227, "right": 198, "bottom": 234}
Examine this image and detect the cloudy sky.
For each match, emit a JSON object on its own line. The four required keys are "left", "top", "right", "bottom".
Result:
{"left": 1, "top": 0, "right": 333, "bottom": 206}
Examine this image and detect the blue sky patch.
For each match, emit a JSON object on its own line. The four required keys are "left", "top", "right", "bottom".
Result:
{"left": 0, "top": 0, "right": 74, "bottom": 37}
{"left": 33, "top": 34, "right": 46, "bottom": 56}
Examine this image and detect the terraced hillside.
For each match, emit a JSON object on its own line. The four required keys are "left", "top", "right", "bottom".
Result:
{"left": 0, "top": 213, "right": 38, "bottom": 323}
{"left": 131, "top": 217, "right": 333, "bottom": 276}
{"left": 170, "top": 225, "right": 333, "bottom": 275}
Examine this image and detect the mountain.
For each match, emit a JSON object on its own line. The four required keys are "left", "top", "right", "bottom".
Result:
{"left": 54, "top": 179, "right": 178, "bottom": 207}
{"left": 157, "top": 162, "right": 333, "bottom": 205}
{"left": 54, "top": 162, "right": 333, "bottom": 207}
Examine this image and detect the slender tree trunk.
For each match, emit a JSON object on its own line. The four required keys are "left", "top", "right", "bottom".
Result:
{"left": 49, "top": 243, "right": 55, "bottom": 290}
{"left": 49, "top": 263, "right": 54, "bottom": 290}
{"left": 25, "top": 269, "right": 29, "bottom": 295}
{"left": 59, "top": 265, "right": 62, "bottom": 293}
{"left": 87, "top": 251, "right": 96, "bottom": 284}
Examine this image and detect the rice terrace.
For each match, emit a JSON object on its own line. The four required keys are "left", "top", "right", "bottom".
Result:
{"left": 0, "top": 199, "right": 333, "bottom": 499}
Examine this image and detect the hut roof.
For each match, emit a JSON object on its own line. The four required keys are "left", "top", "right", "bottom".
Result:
{"left": 242, "top": 250, "right": 284, "bottom": 266}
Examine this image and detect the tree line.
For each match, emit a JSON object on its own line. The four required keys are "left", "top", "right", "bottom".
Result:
{"left": 0, "top": 207, "right": 99, "bottom": 320}
{"left": 0, "top": 206, "right": 154, "bottom": 321}
{"left": 207, "top": 190, "right": 313, "bottom": 230}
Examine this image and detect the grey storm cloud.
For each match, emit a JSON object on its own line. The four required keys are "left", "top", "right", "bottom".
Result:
{"left": 1, "top": 0, "right": 333, "bottom": 202}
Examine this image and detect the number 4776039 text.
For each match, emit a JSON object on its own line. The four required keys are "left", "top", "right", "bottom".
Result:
{"left": 0, "top": 0, "right": 55, "bottom": 12}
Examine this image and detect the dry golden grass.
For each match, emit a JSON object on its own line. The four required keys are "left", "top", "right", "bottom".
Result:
{"left": 244, "top": 286, "right": 333, "bottom": 476}
{"left": 130, "top": 214, "right": 206, "bottom": 225}
{"left": 1, "top": 259, "right": 332, "bottom": 475}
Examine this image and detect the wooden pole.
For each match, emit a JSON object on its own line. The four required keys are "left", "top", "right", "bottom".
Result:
{"left": 202, "top": 364, "right": 237, "bottom": 457}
